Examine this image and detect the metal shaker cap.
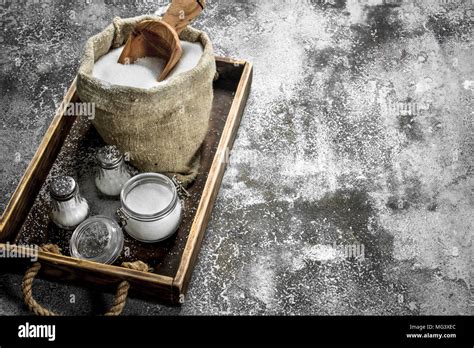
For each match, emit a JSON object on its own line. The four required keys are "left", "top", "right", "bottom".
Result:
{"left": 50, "top": 176, "right": 77, "bottom": 201}
{"left": 96, "top": 145, "right": 123, "bottom": 169}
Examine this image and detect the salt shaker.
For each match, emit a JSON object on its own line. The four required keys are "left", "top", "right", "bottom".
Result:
{"left": 95, "top": 145, "right": 132, "bottom": 197}
{"left": 50, "top": 176, "right": 90, "bottom": 230}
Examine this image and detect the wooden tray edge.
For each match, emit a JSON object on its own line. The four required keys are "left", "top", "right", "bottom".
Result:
{"left": 0, "top": 243, "right": 174, "bottom": 285}
{"left": 172, "top": 59, "right": 253, "bottom": 301}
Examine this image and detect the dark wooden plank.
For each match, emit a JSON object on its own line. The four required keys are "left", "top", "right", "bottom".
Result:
{"left": 214, "top": 57, "right": 245, "bottom": 91}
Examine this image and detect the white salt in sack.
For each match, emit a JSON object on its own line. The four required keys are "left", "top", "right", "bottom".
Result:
{"left": 92, "top": 41, "right": 204, "bottom": 89}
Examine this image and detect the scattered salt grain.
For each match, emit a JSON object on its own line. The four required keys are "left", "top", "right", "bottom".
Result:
{"left": 92, "top": 41, "right": 204, "bottom": 89}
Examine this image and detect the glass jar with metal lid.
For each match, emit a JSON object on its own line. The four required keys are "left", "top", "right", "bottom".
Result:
{"left": 95, "top": 145, "right": 132, "bottom": 197}
{"left": 117, "top": 173, "right": 182, "bottom": 243}
{"left": 70, "top": 216, "right": 124, "bottom": 264}
{"left": 49, "top": 176, "right": 90, "bottom": 230}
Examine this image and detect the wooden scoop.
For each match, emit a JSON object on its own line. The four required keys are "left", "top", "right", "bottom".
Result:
{"left": 118, "top": 0, "right": 206, "bottom": 81}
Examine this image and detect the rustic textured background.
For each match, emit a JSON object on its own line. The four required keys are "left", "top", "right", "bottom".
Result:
{"left": 0, "top": 0, "right": 472, "bottom": 315}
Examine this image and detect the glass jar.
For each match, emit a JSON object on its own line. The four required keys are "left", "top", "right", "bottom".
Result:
{"left": 49, "top": 176, "right": 90, "bottom": 230}
{"left": 95, "top": 145, "right": 132, "bottom": 197}
{"left": 117, "top": 173, "right": 182, "bottom": 243}
{"left": 70, "top": 216, "right": 124, "bottom": 264}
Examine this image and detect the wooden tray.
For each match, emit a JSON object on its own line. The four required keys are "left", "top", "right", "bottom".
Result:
{"left": 0, "top": 57, "right": 253, "bottom": 305}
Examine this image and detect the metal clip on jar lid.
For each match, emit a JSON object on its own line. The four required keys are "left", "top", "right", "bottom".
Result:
{"left": 96, "top": 145, "right": 123, "bottom": 169}
{"left": 70, "top": 216, "right": 124, "bottom": 264}
{"left": 50, "top": 176, "right": 77, "bottom": 201}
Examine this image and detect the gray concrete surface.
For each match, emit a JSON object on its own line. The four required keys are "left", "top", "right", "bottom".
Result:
{"left": 0, "top": 0, "right": 473, "bottom": 315}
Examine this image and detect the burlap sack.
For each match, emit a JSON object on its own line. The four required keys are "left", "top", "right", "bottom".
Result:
{"left": 76, "top": 15, "right": 216, "bottom": 186}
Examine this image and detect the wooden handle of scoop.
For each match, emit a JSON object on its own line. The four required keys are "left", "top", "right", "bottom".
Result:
{"left": 117, "top": 0, "right": 205, "bottom": 81}
{"left": 162, "top": 0, "right": 206, "bottom": 34}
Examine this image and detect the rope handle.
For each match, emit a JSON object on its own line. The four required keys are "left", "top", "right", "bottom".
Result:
{"left": 22, "top": 244, "right": 151, "bottom": 316}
